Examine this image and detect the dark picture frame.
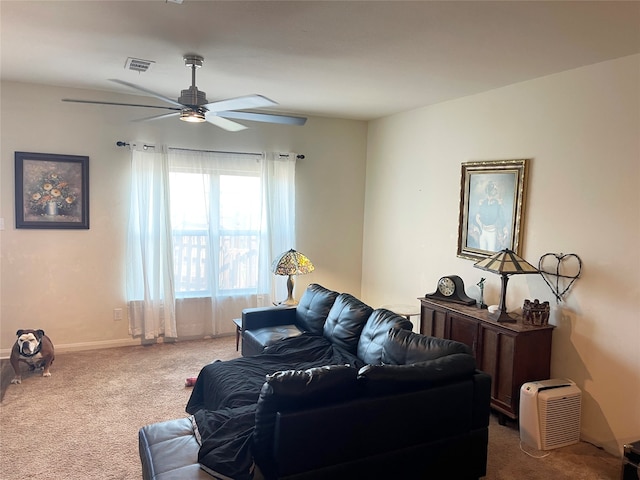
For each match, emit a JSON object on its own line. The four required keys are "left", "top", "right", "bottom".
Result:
{"left": 457, "top": 159, "right": 529, "bottom": 261}
{"left": 15, "top": 151, "right": 90, "bottom": 229}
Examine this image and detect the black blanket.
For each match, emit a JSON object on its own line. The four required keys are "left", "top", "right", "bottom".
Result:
{"left": 186, "top": 333, "right": 364, "bottom": 414}
{"left": 193, "top": 405, "right": 257, "bottom": 480}
{"left": 188, "top": 334, "right": 364, "bottom": 479}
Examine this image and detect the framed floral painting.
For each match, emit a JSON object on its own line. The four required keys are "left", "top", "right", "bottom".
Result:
{"left": 15, "top": 152, "right": 89, "bottom": 229}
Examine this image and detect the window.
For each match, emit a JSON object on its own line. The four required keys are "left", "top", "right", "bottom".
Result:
{"left": 170, "top": 171, "right": 262, "bottom": 297}
{"left": 126, "top": 147, "right": 295, "bottom": 339}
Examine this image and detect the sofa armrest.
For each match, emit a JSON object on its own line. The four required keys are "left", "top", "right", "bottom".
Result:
{"left": 472, "top": 370, "right": 492, "bottom": 430}
{"left": 242, "top": 306, "right": 297, "bottom": 330}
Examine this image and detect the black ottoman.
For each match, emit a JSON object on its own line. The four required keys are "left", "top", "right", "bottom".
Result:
{"left": 139, "top": 416, "right": 210, "bottom": 480}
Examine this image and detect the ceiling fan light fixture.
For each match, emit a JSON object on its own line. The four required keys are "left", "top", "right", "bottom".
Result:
{"left": 180, "top": 108, "right": 206, "bottom": 123}
{"left": 63, "top": 54, "right": 307, "bottom": 131}
{"left": 179, "top": 86, "right": 208, "bottom": 106}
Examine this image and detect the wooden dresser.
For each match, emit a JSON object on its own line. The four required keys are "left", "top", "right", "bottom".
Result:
{"left": 419, "top": 297, "right": 554, "bottom": 423}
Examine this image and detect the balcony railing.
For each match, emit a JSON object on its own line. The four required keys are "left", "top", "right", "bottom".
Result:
{"left": 172, "top": 229, "right": 260, "bottom": 296}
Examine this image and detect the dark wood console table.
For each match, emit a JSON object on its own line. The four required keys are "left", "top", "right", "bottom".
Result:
{"left": 419, "top": 297, "right": 554, "bottom": 424}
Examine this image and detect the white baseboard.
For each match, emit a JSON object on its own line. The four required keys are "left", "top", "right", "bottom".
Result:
{"left": 0, "top": 333, "right": 236, "bottom": 359}
{"left": 0, "top": 337, "right": 141, "bottom": 359}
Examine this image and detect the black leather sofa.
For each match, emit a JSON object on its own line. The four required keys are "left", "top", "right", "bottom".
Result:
{"left": 139, "top": 284, "right": 492, "bottom": 480}
{"left": 240, "top": 283, "right": 340, "bottom": 357}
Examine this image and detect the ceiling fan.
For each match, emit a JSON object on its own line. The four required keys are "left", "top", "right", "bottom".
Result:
{"left": 62, "top": 54, "right": 307, "bottom": 132}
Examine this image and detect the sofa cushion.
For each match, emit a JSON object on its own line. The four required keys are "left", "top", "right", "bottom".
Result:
{"left": 357, "top": 353, "right": 477, "bottom": 396}
{"left": 295, "top": 283, "right": 339, "bottom": 334}
{"left": 382, "top": 328, "right": 472, "bottom": 365}
{"left": 253, "top": 365, "right": 359, "bottom": 478}
{"left": 257, "top": 364, "right": 359, "bottom": 409}
{"left": 323, "top": 293, "right": 374, "bottom": 355}
{"left": 241, "top": 324, "right": 304, "bottom": 356}
{"left": 357, "top": 309, "right": 413, "bottom": 365}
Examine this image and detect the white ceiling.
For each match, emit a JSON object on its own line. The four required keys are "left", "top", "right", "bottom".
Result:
{"left": 1, "top": 1, "right": 639, "bottom": 121}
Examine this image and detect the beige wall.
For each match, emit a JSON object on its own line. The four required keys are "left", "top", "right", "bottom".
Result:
{"left": 0, "top": 81, "right": 367, "bottom": 354}
{"left": 362, "top": 54, "right": 640, "bottom": 455}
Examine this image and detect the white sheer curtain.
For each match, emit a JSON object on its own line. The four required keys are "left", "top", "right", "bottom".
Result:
{"left": 264, "top": 152, "right": 297, "bottom": 303}
{"left": 126, "top": 146, "right": 296, "bottom": 340}
{"left": 126, "top": 146, "right": 177, "bottom": 341}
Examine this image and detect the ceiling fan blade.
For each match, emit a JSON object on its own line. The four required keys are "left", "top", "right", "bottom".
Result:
{"left": 204, "top": 112, "right": 248, "bottom": 132}
{"left": 217, "top": 110, "right": 307, "bottom": 126}
{"left": 109, "top": 79, "right": 185, "bottom": 108}
{"left": 131, "top": 112, "right": 181, "bottom": 123}
{"left": 204, "top": 94, "right": 278, "bottom": 113}
{"left": 62, "top": 98, "right": 181, "bottom": 111}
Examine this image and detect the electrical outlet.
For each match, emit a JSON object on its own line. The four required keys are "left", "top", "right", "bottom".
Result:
{"left": 113, "top": 308, "right": 123, "bottom": 321}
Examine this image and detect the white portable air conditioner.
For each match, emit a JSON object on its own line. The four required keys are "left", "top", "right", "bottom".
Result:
{"left": 519, "top": 378, "right": 582, "bottom": 450}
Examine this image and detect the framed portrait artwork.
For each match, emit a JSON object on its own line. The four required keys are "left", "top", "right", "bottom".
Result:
{"left": 457, "top": 159, "right": 529, "bottom": 261}
{"left": 15, "top": 151, "right": 90, "bottom": 229}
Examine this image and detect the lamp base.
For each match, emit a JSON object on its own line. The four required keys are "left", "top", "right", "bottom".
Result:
{"left": 488, "top": 309, "right": 517, "bottom": 323}
{"left": 277, "top": 274, "right": 297, "bottom": 306}
{"left": 278, "top": 298, "right": 298, "bottom": 306}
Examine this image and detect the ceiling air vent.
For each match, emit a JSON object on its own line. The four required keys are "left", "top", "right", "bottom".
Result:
{"left": 125, "top": 57, "right": 155, "bottom": 73}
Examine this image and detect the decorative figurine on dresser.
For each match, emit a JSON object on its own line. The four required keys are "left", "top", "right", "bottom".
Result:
{"left": 522, "top": 299, "right": 550, "bottom": 326}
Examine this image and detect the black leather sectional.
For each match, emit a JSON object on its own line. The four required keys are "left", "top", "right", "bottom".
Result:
{"left": 139, "top": 284, "right": 491, "bottom": 479}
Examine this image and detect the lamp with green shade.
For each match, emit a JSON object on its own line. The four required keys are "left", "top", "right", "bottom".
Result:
{"left": 271, "top": 249, "right": 315, "bottom": 305}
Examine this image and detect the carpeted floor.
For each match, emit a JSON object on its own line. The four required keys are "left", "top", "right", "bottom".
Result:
{"left": 0, "top": 336, "right": 621, "bottom": 479}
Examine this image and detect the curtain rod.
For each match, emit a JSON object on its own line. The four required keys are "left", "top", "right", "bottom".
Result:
{"left": 116, "top": 141, "right": 154, "bottom": 150}
{"left": 116, "top": 141, "right": 305, "bottom": 159}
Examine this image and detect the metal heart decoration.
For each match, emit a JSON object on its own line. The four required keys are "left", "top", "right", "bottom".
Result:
{"left": 538, "top": 253, "right": 582, "bottom": 302}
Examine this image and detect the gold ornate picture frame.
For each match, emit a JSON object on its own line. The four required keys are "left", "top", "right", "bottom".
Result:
{"left": 457, "top": 159, "right": 529, "bottom": 261}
